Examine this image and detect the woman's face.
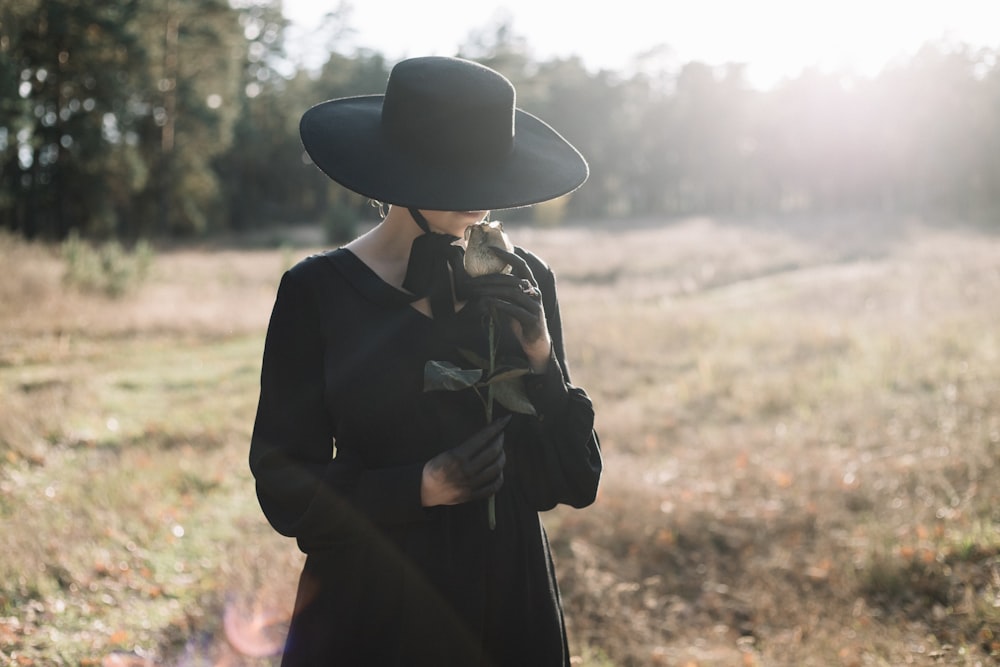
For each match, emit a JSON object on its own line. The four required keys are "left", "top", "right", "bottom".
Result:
{"left": 418, "top": 209, "right": 489, "bottom": 239}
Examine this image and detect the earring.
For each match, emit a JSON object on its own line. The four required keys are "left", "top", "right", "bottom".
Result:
{"left": 369, "top": 199, "right": 386, "bottom": 219}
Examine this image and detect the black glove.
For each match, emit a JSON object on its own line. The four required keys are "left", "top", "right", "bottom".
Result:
{"left": 465, "top": 247, "right": 547, "bottom": 346}
{"left": 421, "top": 415, "right": 511, "bottom": 507}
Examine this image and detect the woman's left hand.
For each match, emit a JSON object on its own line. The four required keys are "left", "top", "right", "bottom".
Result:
{"left": 466, "top": 247, "right": 551, "bottom": 373}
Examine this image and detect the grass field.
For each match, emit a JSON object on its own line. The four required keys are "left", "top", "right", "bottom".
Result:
{"left": 1, "top": 216, "right": 998, "bottom": 666}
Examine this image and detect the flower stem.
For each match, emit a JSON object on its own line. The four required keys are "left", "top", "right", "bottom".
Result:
{"left": 487, "top": 315, "right": 496, "bottom": 530}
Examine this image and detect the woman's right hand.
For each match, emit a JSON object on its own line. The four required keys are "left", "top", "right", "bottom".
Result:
{"left": 421, "top": 415, "right": 511, "bottom": 507}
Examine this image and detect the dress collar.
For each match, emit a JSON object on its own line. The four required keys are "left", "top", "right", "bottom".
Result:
{"left": 321, "top": 247, "right": 417, "bottom": 308}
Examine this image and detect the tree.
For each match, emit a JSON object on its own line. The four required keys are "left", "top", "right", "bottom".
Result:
{"left": 526, "top": 58, "right": 632, "bottom": 220}
{"left": 132, "top": 0, "right": 246, "bottom": 237}
{"left": 215, "top": 0, "right": 296, "bottom": 230}
{"left": 0, "top": 0, "right": 146, "bottom": 239}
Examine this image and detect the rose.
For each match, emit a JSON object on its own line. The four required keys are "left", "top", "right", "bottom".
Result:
{"left": 463, "top": 220, "right": 514, "bottom": 277}
{"left": 423, "top": 221, "right": 536, "bottom": 530}
{"left": 464, "top": 221, "right": 513, "bottom": 530}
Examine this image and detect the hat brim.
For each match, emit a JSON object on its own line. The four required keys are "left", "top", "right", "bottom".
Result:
{"left": 299, "top": 95, "right": 589, "bottom": 211}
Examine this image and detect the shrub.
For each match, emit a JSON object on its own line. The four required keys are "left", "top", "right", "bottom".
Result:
{"left": 61, "top": 231, "right": 154, "bottom": 298}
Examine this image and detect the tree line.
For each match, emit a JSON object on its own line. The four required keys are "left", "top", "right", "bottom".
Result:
{"left": 2, "top": 0, "right": 998, "bottom": 241}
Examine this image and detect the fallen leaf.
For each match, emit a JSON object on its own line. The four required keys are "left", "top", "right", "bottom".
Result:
{"left": 655, "top": 528, "right": 675, "bottom": 547}
{"left": 101, "top": 654, "right": 151, "bottom": 667}
{"left": 772, "top": 471, "right": 794, "bottom": 488}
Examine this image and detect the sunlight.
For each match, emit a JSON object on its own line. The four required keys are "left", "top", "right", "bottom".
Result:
{"left": 283, "top": 0, "right": 999, "bottom": 89}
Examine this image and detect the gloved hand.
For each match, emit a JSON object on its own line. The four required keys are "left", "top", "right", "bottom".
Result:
{"left": 420, "top": 415, "right": 511, "bottom": 507}
{"left": 466, "top": 247, "right": 551, "bottom": 372}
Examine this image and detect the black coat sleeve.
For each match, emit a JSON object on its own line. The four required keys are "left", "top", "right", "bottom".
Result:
{"left": 511, "top": 250, "right": 602, "bottom": 511}
{"left": 248, "top": 263, "right": 427, "bottom": 549}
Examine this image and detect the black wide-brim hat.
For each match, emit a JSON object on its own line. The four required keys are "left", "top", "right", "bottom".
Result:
{"left": 299, "top": 56, "right": 589, "bottom": 211}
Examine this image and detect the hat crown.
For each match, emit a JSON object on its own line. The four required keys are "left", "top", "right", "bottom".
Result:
{"left": 381, "top": 57, "right": 516, "bottom": 165}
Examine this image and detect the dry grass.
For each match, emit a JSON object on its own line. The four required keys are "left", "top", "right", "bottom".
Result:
{"left": 1, "top": 217, "right": 999, "bottom": 666}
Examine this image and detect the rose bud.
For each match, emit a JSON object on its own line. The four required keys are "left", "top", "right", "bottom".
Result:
{"left": 464, "top": 221, "right": 514, "bottom": 277}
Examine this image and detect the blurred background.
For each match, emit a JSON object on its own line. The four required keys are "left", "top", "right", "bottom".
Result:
{"left": 2, "top": 1, "right": 999, "bottom": 666}
{"left": 2, "top": 0, "right": 999, "bottom": 241}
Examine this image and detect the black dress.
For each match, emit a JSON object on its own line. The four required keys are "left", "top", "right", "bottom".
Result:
{"left": 249, "top": 247, "right": 602, "bottom": 666}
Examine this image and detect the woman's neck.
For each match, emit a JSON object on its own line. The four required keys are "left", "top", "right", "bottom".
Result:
{"left": 345, "top": 207, "right": 422, "bottom": 289}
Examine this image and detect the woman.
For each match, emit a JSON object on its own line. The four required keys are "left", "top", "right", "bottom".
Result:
{"left": 250, "top": 56, "right": 602, "bottom": 666}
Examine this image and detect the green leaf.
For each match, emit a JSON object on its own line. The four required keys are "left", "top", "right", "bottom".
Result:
{"left": 480, "top": 366, "right": 531, "bottom": 385}
{"left": 492, "top": 378, "right": 537, "bottom": 415}
{"left": 424, "top": 360, "right": 482, "bottom": 392}
{"left": 457, "top": 347, "right": 489, "bottom": 369}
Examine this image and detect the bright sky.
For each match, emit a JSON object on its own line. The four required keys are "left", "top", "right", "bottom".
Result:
{"left": 283, "top": 0, "right": 999, "bottom": 89}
